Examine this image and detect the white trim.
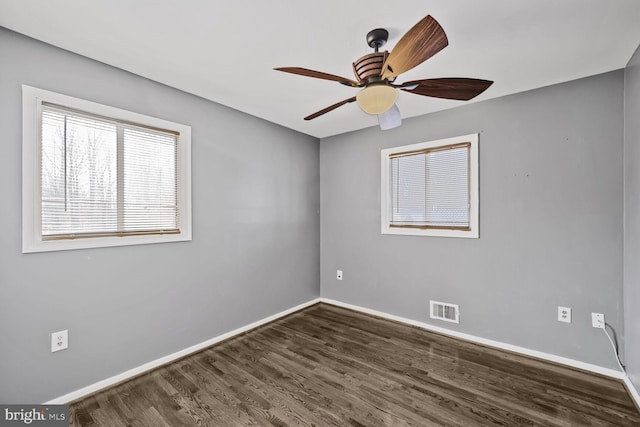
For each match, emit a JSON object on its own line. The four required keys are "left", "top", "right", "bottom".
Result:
{"left": 22, "top": 85, "right": 192, "bottom": 253}
{"left": 44, "top": 298, "right": 321, "bottom": 404}
{"left": 320, "top": 298, "right": 625, "bottom": 379}
{"left": 45, "top": 297, "right": 639, "bottom": 406}
{"left": 380, "top": 133, "right": 479, "bottom": 238}
{"left": 623, "top": 376, "right": 640, "bottom": 411}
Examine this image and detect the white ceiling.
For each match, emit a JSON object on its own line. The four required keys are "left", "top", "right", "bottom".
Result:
{"left": 1, "top": 1, "right": 640, "bottom": 138}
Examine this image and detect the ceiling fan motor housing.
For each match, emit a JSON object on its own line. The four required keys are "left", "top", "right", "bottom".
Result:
{"left": 353, "top": 52, "right": 388, "bottom": 83}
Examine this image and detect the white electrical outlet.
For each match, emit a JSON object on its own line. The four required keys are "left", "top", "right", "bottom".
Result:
{"left": 592, "top": 313, "right": 605, "bottom": 329}
{"left": 336, "top": 270, "right": 343, "bottom": 280}
{"left": 51, "top": 329, "right": 68, "bottom": 352}
{"left": 558, "top": 306, "right": 571, "bottom": 323}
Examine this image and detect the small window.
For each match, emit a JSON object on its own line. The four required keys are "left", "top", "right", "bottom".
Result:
{"left": 23, "top": 86, "right": 191, "bottom": 252}
{"left": 381, "top": 134, "right": 478, "bottom": 238}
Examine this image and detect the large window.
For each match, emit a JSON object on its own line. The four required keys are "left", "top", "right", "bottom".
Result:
{"left": 23, "top": 86, "right": 191, "bottom": 252}
{"left": 381, "top": 134, "right": 479, "bottom": 238}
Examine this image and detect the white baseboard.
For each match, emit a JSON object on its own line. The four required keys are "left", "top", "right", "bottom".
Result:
{"left": 45, "top": 298, "right": 321, "bottom": 404}
{"left": 320, "top": 298, "right": 640, "bottom": 409}
{"left": 46, "top": 296, "right": 640, "bottom": 410}
{"left": 320, "top": 298, "right": 626, "bottom": 379}
{"left": 623, "top": 376, "right": 640, "bottom": 411}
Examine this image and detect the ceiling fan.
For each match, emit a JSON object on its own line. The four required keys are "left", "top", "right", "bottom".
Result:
{"left": 275, "top": 15, "right": 493, "bottom": 130}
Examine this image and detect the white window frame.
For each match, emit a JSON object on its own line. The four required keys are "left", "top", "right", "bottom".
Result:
{"left": 22, "top": 85, "right": 192, "bottom": 253}
{"left": 380, "top": 133, "right": 479, "bottom": 238}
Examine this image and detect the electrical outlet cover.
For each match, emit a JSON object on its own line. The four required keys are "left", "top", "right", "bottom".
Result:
{"left": 51, "top": 329, "right": 68, "bottom": 352}
{"left": 591, "top": 313, "right": 605, "bottom": 329}
{"left": 557, "top": 306, "right": 571, "bottom": 323}
{"left": 337, "top": 270, "right": 343, "bottom": 280}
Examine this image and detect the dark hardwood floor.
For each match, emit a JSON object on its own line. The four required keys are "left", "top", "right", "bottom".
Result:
{"left": 70, "top": 303, "right": 640, "bottom": 426}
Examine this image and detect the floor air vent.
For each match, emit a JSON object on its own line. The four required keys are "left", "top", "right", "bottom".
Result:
{"left": 430, "top": 300, "right": 460, "bottom": 324}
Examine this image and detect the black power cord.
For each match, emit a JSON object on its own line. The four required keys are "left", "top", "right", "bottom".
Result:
{"left": 603, "top": 323, "right": 626, "bottom": 372}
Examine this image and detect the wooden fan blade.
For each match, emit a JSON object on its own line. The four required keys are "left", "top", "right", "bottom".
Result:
{"left": 381, "top": 15, "right": 448, "bottom": 80}
{"left": 304, "top": 97, "right": 357, "bottom": 121}
{"left": 401, "top": 78, "right": 493, "bottom": 100}
{"left": 275, "top": 67, "right": 360, "bottom": 87}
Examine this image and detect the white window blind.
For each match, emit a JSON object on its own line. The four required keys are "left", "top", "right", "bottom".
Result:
{"left": 40, "top": 103, "right": 179, "bottom": 240}
{"left": 389, "top": 143, "right": 470, "bottom": 230}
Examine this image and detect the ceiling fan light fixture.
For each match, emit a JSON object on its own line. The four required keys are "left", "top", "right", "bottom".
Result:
{"left": 356, "top": 84, "right": 398, "bottom": 115}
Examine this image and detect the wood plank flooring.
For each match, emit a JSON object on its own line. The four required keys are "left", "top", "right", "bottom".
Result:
{"left": 70, "top": 303, "right": 640, "bottom": 426}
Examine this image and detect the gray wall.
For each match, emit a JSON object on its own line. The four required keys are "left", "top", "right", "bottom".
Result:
{"left": 321, "top": 71, "right": 625, "bottom": 369}
{"left": 0, "top": 28, "right": 320, "bottom": 403}
{"left": 624, "top": 46, "right": 640, "bottom": 390}
{"left": 0, "top": 23, "right": 635, "bottom": 404}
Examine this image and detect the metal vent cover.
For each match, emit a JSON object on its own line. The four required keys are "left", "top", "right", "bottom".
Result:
{"left": 430, "top": 300, "right": 459, "bottom": 324}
